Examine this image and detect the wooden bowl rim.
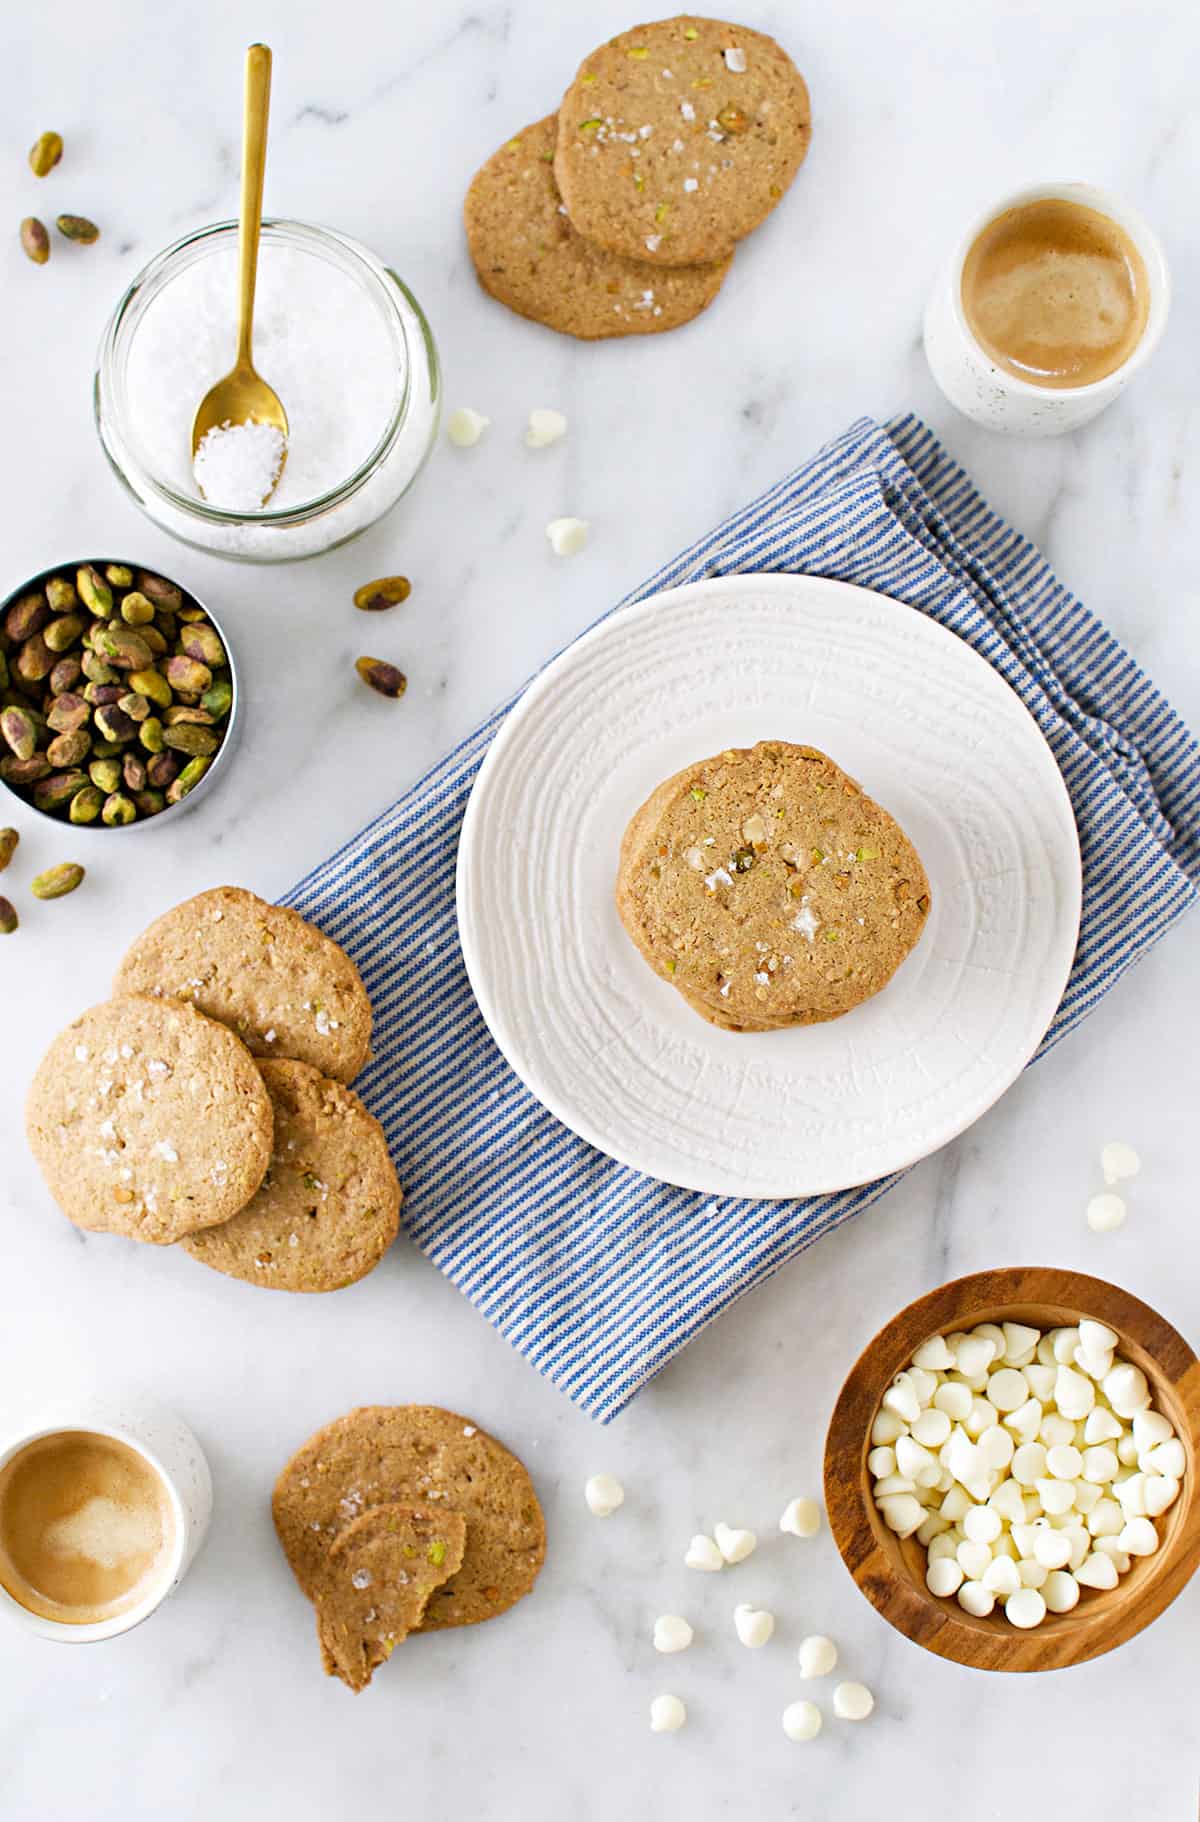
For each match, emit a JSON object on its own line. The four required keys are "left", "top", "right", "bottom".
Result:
{"left": 823, "top": 1265, "right": 1200, "bottom": 1672}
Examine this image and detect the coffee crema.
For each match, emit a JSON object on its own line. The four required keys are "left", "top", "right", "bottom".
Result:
{"left": 961, "top": 197, "right": 1149, "bottom": 390}
{"left": 0, "top": 1430, "right": 175, "bottom": 1624}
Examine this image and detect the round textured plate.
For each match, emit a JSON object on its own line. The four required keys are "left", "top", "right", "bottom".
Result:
{"left": 456, "top": 577, "right": 1082, "bottom": 1197}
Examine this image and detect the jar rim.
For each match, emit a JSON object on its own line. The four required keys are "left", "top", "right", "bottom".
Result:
{"left": 95, "top": 218, "right": 414, "bottom": 525}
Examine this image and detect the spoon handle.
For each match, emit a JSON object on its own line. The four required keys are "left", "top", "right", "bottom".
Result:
{"left": 235, "top": 42, "right": 273, "bottom": 371}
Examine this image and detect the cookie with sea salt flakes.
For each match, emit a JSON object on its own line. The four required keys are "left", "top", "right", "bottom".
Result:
{"left": 314, "top": 1505, "right": 468, "bottom": 1691}
{"left": 113, "top": 886, "right": 371, "bottom": 1084}
{"left": 554, "top": 16, "right": 811, "bottom": 268}
{"left": 465, "top": 113, "right": 732, "bottom": 338}
{"left": 25, "top": 994, "right": 273, "bottom": 1244}
{"left": 616, "top": 741, "right": 930, "bottom": 1031}
{"left": 181, "top": 1059, "right": 401, "bottom": 1292}
{"left": 273, "top": 1406, "right": 545, "bottom": 1631}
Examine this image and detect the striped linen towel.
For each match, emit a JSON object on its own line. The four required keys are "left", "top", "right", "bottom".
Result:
{"left": 283, "top": 414, "right": 1200, "bottom": 1422}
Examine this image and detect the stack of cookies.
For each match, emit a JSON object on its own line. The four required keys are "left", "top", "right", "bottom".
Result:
{"left": 273, "top": 1405, "right": 546, "bottom": 1691}
{"left": 465, "top": 14, "right": 812, "bottom": 339}
{"left": 25, "top": 887, "right": 402, "bottom": 1293}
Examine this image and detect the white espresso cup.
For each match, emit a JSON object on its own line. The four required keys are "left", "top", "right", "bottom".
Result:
{"left": 923, "top": 180, "right": 1170, "bottom": 436}
{"left": 0, "top": 1396, "right": 213, "bottom": 1643}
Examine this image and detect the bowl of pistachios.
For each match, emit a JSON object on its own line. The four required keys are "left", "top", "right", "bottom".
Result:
{"left": 0, "top": 559, "right": 239, "bottom": 831}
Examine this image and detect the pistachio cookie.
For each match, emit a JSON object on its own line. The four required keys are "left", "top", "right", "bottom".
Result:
{"left": 181, "top": 1059, "right": 401, "bottom": 1292}
{"left": 274, "top": 1406, "right": 545, "bottom": 1631}
{"left": 554, "top": 16, "right": 812, "bottom": 267}
{"left": 315, "top": 1505, "right": 468, "bottom": 1692}
{"left": 617, "top": 741, "right": 930, "bottom": 1030}
{"left": 113, "top": 886, "right": 372, "bottom": 1083}
{"left": 466, "top": 114, "right": 732, "bottom": 338}
{"left": 26, "top": 994, "right": 273, "bottom": 1243}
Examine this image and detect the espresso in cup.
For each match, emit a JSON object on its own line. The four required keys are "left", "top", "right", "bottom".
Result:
{"left": 0, "top": 1430, "right": 176, "bottom": 1625}
{"left": 961, "top": 197, "right": 1150, "bottom": 389}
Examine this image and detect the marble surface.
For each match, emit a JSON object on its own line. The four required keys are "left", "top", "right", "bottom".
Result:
{"left": 2, "top": 0, "right": 1199, "bottom": 1815}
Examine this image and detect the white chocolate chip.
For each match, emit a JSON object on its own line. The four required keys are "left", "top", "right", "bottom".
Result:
{"left": 684, "top": 1533, "right": 723, "bottom": 1572}
{"left": 723, "top": 45, "right": 747, "bottom": 72}
{"left": 713, "top": 1521, "right": 756, "bottom": 1564}
{"left": 797, "top": 1634, "right": 838, "bottom": 1678}
{"left": 649, "top": 1693, "right": 686, "bottom": 1733}
{"left": 545, "top": 516, "right": 589, "bottom": 557}
{"left": 832, "top": 1681, "right": 874, "bottom": 1721}
{"left": 1087, "top": 1191, "right": 1127, "bottom": 1233}
{"left": 1100, "top": 1141, "right": 1140, "bottom": 1185}
{"left": 525, "top": 408, "right": 568, "bottom": 449}
{"left": 779, "top": 1496, "right": 821, "bottom": 1538}
{"left": 782, "top": 1700, "right": 822, "bottom": 1742}
{"left": 447, "top": 406, "right": 490, "bottom": 447}
{"left": 653, "top": 1614, "right": 694, "bottom": 1654}
{"left": 733, "top": 1603, "right": 775, "bottom": 1648}
{"left": 584, "top": 1473, "right": 624, "bottom": 1517}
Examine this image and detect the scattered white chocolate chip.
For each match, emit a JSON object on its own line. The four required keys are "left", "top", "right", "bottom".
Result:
{"left": 684, "top": 1533, "right": 724, "bottom": 1572}
{"left": 545, "top": 516, "right": 589, "bottom": 557}
{"left": 713, "top": 1521, "right": 756, "bottom": 1564}
{"left": 1087, "top": 1192, "right": 1127, "bottom": 1233}
{"left": 446, "top": 406, "right": 490, "bottom": 447}
{"left": 1100, "top": 1141, "right": 1140, "bottom": 1185}
{"left": 782, "top": 1700, "right": 822, "bottom": 1742}
{"left": 723, "top": 45, "right": 747, "bottom": 72}
{"left": 733, "top": 1603, "right": 775, "bottom": 1648}
{"left": 779, "top": 1497, "right": 821, "bottom": 1538}
{"left": 832, "top": 1681, "right": 874, "bottom": 1721}
{"left": 797, "top": 1634, "right": 838, "bottom": 1678}
{"left": 584, "top": 1473, "right": 625, "bottom": 1518}
{"left": 649, "top": 1693, "right": 687, "bottom": 1733}
{"left": 524, "top": 408, "right": 568, "bottom": 448}
{"left": 653, "top": 1614, "right": 694, "bottom": 1654}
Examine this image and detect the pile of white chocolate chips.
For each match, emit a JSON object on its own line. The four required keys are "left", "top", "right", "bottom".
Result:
{"left": 871, "top": 1318, "right": 1185, "bottom": 1628}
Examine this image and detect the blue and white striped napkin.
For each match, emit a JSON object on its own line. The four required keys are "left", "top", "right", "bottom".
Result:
{"left": 283, "top": 415, "right": 1200, "bottom": 1422}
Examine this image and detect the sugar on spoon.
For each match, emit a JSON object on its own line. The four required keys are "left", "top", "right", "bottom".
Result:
{"left": 191, "top": 42, "right": 289, "bottom": 507}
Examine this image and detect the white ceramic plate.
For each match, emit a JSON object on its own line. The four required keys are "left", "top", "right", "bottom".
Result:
{"left": 457, "top": 577, "right": 1082, "bottom": 1197}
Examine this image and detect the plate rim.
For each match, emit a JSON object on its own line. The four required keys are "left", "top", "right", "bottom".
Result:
{"left": 456, "top": 574, "right": 1084, "bottom": 1196}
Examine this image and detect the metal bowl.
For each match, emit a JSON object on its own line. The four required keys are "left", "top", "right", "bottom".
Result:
{"left": 0, "top": 557, "right": 240, "bottom": 834}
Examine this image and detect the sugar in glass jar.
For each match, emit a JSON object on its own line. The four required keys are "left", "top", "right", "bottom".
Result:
{"left": 95, "top": 220, "right": 440, "bottom": 563}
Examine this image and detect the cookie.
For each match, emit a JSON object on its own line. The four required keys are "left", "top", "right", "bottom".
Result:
{"left": 554, "top": 16, "right": 811, "bottom": 268}
{"left": 465, "top": 114, "right": 732, "bottom": 338}
{"left": 273, "top": 1406, "right": 545, "bottom": 1630}
{"left": 616, "top": 741, "right": 930, "bottom": 1030}
{"left": 25, "top": 994, "right": 273, "bottom": 1244}
{"left": 113, "top": 887, "right": 372, "bottom": 1084}
{"left": 181, "top": 1060, "right": 401, "bottom": 1293}
{"left": 314, "top": 1505, "right": 468, "bottom": 1691}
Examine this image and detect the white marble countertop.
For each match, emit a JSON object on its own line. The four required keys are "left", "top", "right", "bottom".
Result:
{"left": 2, "top": 0, "right": 1199, "bottom": 1815}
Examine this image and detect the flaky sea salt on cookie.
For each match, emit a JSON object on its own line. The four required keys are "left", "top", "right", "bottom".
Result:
{"left": 113, "top": 886, "right": 372, "bottom": 1084}
{"left": 554, "top": 16, "right": 811, "bottom": 268}
{"left": 465, "top": 114, "right": 731, "bottom": 338}
{"left": 25, "top": 994, "right": 273, "bottom": 1243}
{"left": 181, "top": 1059, "right": 401, "bottom": 1292}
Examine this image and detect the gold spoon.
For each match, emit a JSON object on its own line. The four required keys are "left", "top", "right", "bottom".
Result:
{"left": 191, "top": 42, "right": 288, "bottom": 503}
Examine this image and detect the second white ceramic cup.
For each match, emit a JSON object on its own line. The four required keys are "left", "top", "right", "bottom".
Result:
{"left": 923, "top": 180, "right": 1170, "bottom": 436}
{"left": 0, "top": 1396, "right": 213, "bottom": 1644}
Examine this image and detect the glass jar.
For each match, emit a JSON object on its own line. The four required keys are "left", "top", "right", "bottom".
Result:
{"left": 95, "top": 220, "right": 440, "bottom": 563}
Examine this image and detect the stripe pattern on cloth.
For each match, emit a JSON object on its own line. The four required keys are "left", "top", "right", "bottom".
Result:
{"left": 282, "top": 414, "right": 1200, "bottom": 1422}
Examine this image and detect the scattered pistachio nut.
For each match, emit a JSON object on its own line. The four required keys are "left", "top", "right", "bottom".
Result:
{"left": 0, "top": 895, "right": 17, "bottom": 933}
{"left": 356, "top": 657, "right": 407, "bottom": 699}
{"left": 30, "top": 862, "right": 85, "bottom": 900}
{"left": 0, "top": 827, "right": 18, "bottom": 871}
{"left": 20, "top": 217, "right": 50, "bottom": 265}
{"left": 353, "top": 576, "right": 411, "bottom": 612}
{"left": 55, "top": 214, "right": 99, "bottom": 245}
{"left": 28, "top": 132, "right": 63, "bottom": 178}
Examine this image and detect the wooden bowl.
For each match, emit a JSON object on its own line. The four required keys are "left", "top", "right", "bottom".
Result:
{"left": 824, "top": 1266, "right": 1200, "bottom": 1671}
